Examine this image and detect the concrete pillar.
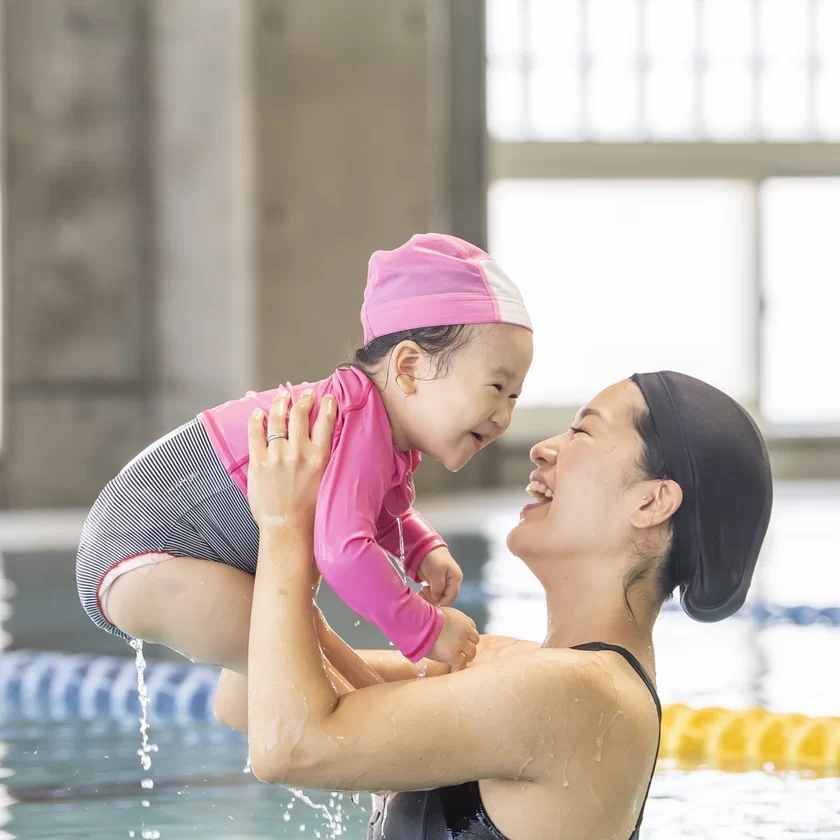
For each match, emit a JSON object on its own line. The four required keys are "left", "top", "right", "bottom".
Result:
{"left": 1, "top": 0, "right": 152, "bottom": 508}
{"left": 253, "top": 0, "right": 435, "bottom": 387}
{"left": 149, "top": 0, "right": 256, "bottom": 436}
{"left": 0, "top": 1, "right": 258, "bottom": 506}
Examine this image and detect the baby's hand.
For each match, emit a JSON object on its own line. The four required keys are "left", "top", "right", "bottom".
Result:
{"left": 416, "top": 547, "right": 463, "bottom": 607}
{"left": 425, "top": 607, "right": 479, "bottom": 670}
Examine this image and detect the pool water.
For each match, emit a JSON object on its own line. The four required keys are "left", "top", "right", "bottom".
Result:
{"left": 2, "top": 721, "right": 839, "bottom": 839}
{"left": 1, "top": 482, "right": 839, "bottom": 838}
{"left": 2, "top": 720, "right": 373, "bottom": 839}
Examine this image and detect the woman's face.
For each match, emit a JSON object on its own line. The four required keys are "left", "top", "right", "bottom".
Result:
{"left": 507, "top": 379, "right": 651, "bottom": 563}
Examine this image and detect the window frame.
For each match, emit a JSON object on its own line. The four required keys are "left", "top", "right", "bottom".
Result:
{"left": 489, "top": 140, "right": 840, "bottom": 444}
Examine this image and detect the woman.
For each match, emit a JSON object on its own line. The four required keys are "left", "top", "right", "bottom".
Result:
{"left": 217, "top": 371, "right": 772, "bottom": 840}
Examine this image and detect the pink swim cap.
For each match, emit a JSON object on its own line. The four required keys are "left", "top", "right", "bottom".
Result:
{"left": 360, "top": 233, "right": 532, "bottom": 344}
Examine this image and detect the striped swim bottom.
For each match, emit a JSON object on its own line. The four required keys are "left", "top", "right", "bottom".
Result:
{"left": 76, "top": 418, "right": 260, "bottom": 639}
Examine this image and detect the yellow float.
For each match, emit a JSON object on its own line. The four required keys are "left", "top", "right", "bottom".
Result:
{"left": 659, "top": 704, "right": 840, "bottom": 774}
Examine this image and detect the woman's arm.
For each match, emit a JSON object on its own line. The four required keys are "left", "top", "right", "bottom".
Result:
{"left": 213, "top": 614, "right": 448, "bottom": 736}
{"left": 245, "top": 391, "right": 615, "bottom": 792}
{"left": 314, "top": 606, "right": 451, "bottom": 685}
{"left": 215, "top": 651, "right": 356, "bottom": 736}
{"left": 356, "top": 650, "right": 452, "bottom": 682}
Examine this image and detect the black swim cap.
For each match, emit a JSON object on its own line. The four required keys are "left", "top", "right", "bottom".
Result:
{"left": 630, "top": 371, "right": 773, "bottom": 622}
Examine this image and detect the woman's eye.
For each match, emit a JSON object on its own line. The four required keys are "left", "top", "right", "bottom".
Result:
{"left": 492, "top": 384, "right": 503, "bottom": 392}
{"left": 570, "top": 426, "right": 586, "bottom": 435}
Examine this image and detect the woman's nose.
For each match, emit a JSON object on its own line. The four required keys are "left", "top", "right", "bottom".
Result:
{"left": 529, "top": 438, "right": 559, "bottom": 466}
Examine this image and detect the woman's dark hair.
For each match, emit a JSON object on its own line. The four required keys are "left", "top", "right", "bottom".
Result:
{"left": 624, "top": 403, "right": 680, "bottom": 614}
{"left": 351, "top": 325, "right": 473, "bottom": 381}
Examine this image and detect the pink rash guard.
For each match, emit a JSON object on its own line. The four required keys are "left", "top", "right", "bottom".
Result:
{"left": 199, "top": 365, "right": 446, "bottom": 661}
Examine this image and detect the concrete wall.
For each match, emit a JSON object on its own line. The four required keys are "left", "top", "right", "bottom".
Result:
{"left": 149, "top": 0, "right": 255, "bottom": 437}
{"left": 0, "top": 0, "right": 488, "bottom": 508}
{"left": 2, "top": 0, "right": 152, "bottom": 508}
{"left": 254, "top": 0, "right": 443, "bottom": 387}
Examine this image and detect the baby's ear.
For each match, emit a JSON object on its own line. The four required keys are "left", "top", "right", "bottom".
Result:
{"left": 391, "top": 341, "right": 423, "bottom": 395}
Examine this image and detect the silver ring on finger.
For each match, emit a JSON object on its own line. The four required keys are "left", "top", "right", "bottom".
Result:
{"left": 266, "top": 432, "right": 287, "bottom": 443}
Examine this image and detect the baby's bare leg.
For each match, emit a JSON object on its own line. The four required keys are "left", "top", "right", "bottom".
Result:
{"left": 105, "top": 556, "right": 356, "bottom": 734}
{"left": 105, "top": 556, "right": 254, "bottom": 673}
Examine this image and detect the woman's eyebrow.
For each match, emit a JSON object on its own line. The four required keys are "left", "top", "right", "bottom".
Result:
{"left": 574, "top": 407, "right": 603, "bottom": 424}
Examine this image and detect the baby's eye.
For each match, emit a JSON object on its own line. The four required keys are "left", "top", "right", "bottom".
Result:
{"left": 492, "top": 384, "right": 503, "bottom": 392}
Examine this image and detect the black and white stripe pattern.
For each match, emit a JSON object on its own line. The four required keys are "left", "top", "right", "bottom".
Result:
{"left": 76, "top": 418, "right": 260, "bottom": 639}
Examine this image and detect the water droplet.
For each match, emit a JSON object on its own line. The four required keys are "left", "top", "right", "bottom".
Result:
{"left": 283, "top": 813, "right": 291, "bottom": 822}
{"left": 354, "top": 620, "right": 360, "bottom": 627}
{"left": 286, "top": 787, "right": 340, "bottom": 834}
{"left": 141, "top": 779, "right": 153, "bottom": 790}
{"left": 130, "top": 640, "right": 158, "bottom": 773}
{"left": 141, "top": 800, "right": 150, "bottom": 807}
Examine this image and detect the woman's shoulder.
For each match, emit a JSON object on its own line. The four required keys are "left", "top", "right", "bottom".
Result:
{"left": 474, "top": 644, "right": 660, "bottom": 839}
{"left": 473, "top": 634, "right": 538, "bottom": 659}
{"left": 474, "top": 637, "right": 658, "bottom": 738}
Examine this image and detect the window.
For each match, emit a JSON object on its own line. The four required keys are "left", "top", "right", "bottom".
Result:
{"left": 760, "top": 177, "right": 840, "bottom": 426}
{"left": 488, "top": 179, "right": 756, "bottom": 406}
{"left": 487, "top": 0, "right": 840, "bottom": 439}
{"left": 488, "top": 0, "right": 840, "bottom": 142}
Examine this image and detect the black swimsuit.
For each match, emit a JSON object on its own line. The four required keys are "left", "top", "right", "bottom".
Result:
{"left": 366, "top": 642, "right": 662, "bottom": 840}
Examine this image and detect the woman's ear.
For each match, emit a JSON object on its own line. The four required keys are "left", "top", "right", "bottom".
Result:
{"left": 630, "top": 479, "right": 683, "bottom": 530}
{"left": 390, "top": 341, "right": 423, "bottom": 396}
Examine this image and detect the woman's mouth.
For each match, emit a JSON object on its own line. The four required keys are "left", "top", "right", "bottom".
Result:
{"left": 520, "top": 480, "right": 553, "bottom": 517}
{"left": 526, "top": 480, "right": 554, "bottom": 501}
{"left": 470, "top": 432, "right": 484, "bottom": 451}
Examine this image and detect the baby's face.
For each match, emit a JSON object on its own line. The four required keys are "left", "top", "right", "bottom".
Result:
{"left": 405, "top": 324, "right": 533, "bottom": 471}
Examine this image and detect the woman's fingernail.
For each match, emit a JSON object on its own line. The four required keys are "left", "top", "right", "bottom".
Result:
{"left": 252, "top": 408, "right": 263, "bottom": 419}
{"left": 302, "top": 388, "right": 314, "bottom": 396}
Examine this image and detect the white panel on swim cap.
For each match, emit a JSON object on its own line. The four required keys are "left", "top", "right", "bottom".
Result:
{"left": 480, "top": 259, "right": 533, "bottom": 331}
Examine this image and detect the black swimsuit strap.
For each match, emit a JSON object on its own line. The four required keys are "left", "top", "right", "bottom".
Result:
{"left": 570, "top": 642, "right": 661, "bottom": 839}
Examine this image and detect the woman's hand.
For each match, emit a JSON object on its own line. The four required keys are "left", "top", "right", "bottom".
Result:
{"left": 246, "top": 389, "right": 337, "bottom": 530}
